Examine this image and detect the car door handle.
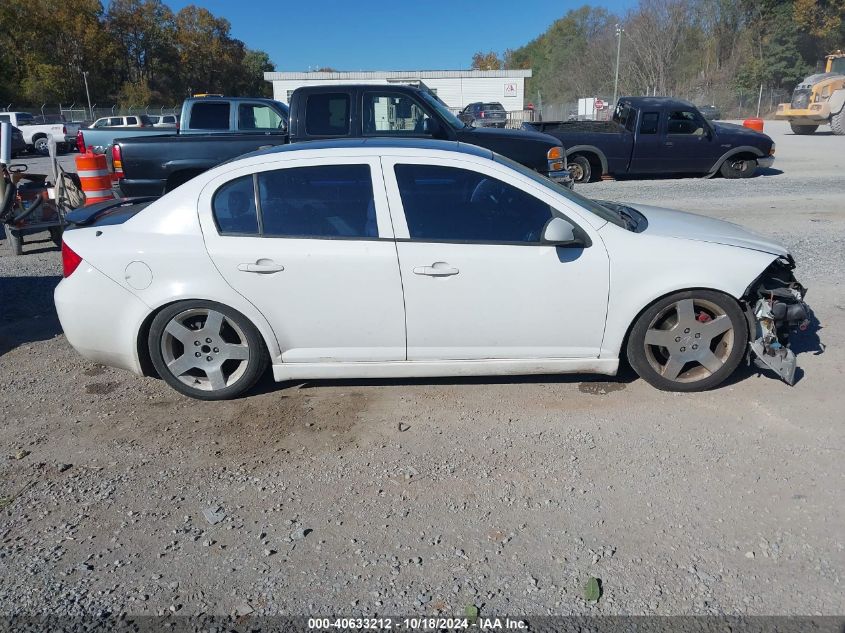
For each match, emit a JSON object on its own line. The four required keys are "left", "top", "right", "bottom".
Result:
{"left": 238, "top": 261, "right": 284, "bottom": 274}
{"left": 413, "top": 262, "right": 459, "bottom": 277}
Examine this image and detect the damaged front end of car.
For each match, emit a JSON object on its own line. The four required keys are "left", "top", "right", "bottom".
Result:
{"left": 743, "top": 255, "right": 810, "bottom": 385}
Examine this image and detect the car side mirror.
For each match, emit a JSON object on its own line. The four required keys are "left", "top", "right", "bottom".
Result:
{"left": 423, "top": 116, "right": 443, "bottom": 138}
{"left": 542, "top": 217, "right": 588, "bottom": 247}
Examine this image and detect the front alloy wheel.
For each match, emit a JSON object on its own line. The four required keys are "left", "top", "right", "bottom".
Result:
{"left": 149, "top": 300, "right": 268, "bottom": 400}
{"left": 627, "top": 290, "right": 747, "bottom": 391}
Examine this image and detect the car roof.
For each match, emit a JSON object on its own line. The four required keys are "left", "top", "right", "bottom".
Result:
{"left": 619, "top": 96, "right": 698, "bottom": 110}
{"left": 237, "top": 138, "right": 493, "bottom": 162}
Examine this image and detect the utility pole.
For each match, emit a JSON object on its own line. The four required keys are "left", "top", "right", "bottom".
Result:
{"left": 82, "top": 71, "right": 93, "bottom": 120}
{"left": 613, "top": 24, "right": 623, "bottom": 106}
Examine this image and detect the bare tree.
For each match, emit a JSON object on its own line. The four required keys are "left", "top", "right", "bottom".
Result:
{"left": 624, "top": 0, "right": 692, "bottom": 94}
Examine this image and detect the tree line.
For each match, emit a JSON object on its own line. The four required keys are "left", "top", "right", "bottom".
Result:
{"left": 472, "top": 0, "right": 844, "bottom": 115}
{"left": 0, "top": 0, "right": 275, "bottom": 109}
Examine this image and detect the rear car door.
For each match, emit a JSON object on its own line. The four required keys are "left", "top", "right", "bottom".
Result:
{"left": 381, "top": 156, "right": 610, "bottom": 361}
{"left": 199, "top": 156, "right": 406, "bottom": 363}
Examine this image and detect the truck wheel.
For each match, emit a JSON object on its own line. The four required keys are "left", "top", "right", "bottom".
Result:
{"left": 720, "top": 157, "right": 757, "bottom": 179}
{"left": 6, "top": 229, "right": 23, "bottom": 255}
{"left": 831, "top": 109, "right": 845, "bottom": 136}
{"left": 790, "top": 122, "right": 818, "bottom": 135}
{"left": 34, "top": 137, "right": 50, "bottom": 155}
{"left": 569, "top": 155, "right": 592, "bottom": 184}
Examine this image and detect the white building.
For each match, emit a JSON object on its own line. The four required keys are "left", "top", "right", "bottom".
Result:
{"left": 264, "top": 69, "right": 533, "bottom": 112}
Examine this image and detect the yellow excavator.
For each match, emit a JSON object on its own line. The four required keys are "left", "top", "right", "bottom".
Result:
{"left": 775, "top": 50, "right": 845, "bottom": 135}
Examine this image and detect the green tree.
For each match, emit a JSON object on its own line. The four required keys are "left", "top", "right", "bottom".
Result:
{"left": 240, "top": 49, "right": 275, "bottom": 97}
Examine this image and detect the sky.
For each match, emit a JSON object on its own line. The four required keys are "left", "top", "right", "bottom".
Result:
{"left": 166, "top": 0, "right": 634, "bottom": 71}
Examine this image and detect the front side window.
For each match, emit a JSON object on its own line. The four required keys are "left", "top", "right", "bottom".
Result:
{"left": 639, "top": 112, "right": 659, "bottom": 134}
{"left": 212, "top": 175, "right": 259, "bottom": 235}
{"left": 238, "top": 103, "right": 285, "bottom": 131}
{"left": 305, "top": 94, "right": 350, "bottom": 136}
{"left": 394, "top": 164, "right": 552, "bottom": 243}
{"left": 190, "top": 102, "right": 230, "bottom": 130}
{"left": 126, "top": 117, "right": 138, "bottom": 125}
{"left": 363, "top": 93, "right": 431, "bottom": 135}
{"left": 16, "top": 113, "right": 35, "bottom": 126}
{"left": 667, "top": 110, "right": 706, "bottom": 135}
{"left": 258, "top": 164, "right": 376, "bottom": 238}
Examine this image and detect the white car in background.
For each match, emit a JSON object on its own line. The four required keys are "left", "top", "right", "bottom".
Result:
{"left": 148, "top": 114, "right": 179, "bottom": 128}
{"left": 0, "top": 111, "right": 69, "bottom": 154}
{"left": 55, "top": 139, "right": 810, "bottom": 400}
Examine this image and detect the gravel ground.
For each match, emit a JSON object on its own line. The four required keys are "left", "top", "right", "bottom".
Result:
{"left": 0, "top": 121, "right": 843, "bottom": 619}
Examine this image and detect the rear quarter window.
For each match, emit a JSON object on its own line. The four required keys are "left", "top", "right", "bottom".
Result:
{"left": 189, "top": 102, "right": 231, "bottom": 130}
{"left": 305, "top": 94, "right": 350, "bottom": 136}
{"left": 212, "top": 176, "right": 259, "bottom": 235}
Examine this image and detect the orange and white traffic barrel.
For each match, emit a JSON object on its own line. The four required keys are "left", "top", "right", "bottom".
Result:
{"left": 75, "top": 151, "right": 114, "bottom": 205}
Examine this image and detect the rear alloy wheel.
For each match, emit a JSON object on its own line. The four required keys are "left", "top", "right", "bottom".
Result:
{"left": 569, "top": 155, "right": 592, "bottom": 184}
{"left": 720, "top": 157, "right": 757, "bottom": 179}
{"left": 790, "top": 122, "right": 818, "bottom": 135}
{"left": 149, "top": 300, "right": 268, "bottom": 400}
{"left": 627, "top": 290, "right": 748, "bottom": 392}
{"left": 34, "top": 137, "right": 50, "bottom": 156}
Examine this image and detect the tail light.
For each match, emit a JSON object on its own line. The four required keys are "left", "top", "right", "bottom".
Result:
{"left": 61, "top": 242, "right": 83, "bottom": 278}
{"left": 76, "top": 129, "right": 85, "bottom": 153}
{"left": 62, "top": 125, "right": 67, "bottom": 135}
{"left": 111, "top": 144, "right": 124, "bottom": 180}
{"left": 480, "top": 111, "right": 486, "bottom": 118}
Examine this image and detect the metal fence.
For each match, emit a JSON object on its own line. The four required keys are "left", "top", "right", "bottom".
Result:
{"left": 447, "top": 107, "right": 538, "bottom": 129}
{"left": 1, "top": 103, "right": 181, "bottom": 122}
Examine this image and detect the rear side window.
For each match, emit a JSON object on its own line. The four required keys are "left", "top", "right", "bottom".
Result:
{"left": 639, "top": 112, "right": 659, "bottom": 134}
{"left": 305, "top": 94, "right": 350, "bottom": 136}
{"left": 394, "top": 164, "right": 552, "bottom": 243}
{"left": 212, "top": 175, "right": 259, "bottom": 235}
{"left": 190, "top": 102, "right": 230, "bottom": 130}
{"left": 258, "top": 164, "right": 376, "bottom": 238}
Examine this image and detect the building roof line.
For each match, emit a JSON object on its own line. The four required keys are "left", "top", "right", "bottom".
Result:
{"left": 264, "top": 69, "right": 532, "bottom": 81}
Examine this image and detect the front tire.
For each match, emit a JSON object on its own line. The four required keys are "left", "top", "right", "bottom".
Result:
{"left": 720, "top": 157, "right": 757, "bottom": 179}
{"left": 790, "top": 122, "right": 818, "bottom": 135}
{"left": 626, "top": 290, "right": 748, "bottom": 392}
{"left": 148, "top": 300, "right": 269, "bottom": 400}
{"left": 569, "top": 155, "right": 592, "bottom": 184}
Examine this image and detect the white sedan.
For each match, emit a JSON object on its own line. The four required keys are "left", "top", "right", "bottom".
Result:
{"left": 55, "top": 139, "right": 809, "bottom": 400}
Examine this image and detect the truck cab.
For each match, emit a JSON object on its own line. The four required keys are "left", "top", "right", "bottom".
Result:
{"left": 288, "top": 85, "right": 570, "bottom": 186}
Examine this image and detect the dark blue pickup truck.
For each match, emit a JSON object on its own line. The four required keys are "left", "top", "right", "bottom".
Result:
{"left": 523, "top": 97, "right": 775, "bottom": 183}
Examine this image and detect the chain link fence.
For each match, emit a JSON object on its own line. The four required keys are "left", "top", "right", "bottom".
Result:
{"left": 0, "top": 104, "right": 181, "bottom": 123}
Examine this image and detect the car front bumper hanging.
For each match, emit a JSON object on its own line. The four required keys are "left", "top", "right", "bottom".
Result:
{"left": 745, "top": 257, "right": 811, "bottom": 385}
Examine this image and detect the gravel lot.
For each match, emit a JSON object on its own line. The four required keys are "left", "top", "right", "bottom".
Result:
{"left": 0, "top": 121, "right": 843, "bottom": 619}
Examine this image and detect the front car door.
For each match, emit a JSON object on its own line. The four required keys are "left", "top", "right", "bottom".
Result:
{"left": 381, "top": 156, "right": 610, "bottom": 361}
{"left": 661, "top": 109, "right": 721, "bottom": 172}
{"left": 199, "top": 155, "right": 406, "bottom": 363}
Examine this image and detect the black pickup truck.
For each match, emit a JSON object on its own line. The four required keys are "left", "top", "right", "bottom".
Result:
{"left": 115, "top": 85, "right": 571, "bottom": 197}
{"left": 523, "top": 97, "right": 775, "bottom": 183}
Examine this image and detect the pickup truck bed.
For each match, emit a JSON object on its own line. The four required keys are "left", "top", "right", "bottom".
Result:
{"left": 118, "top": 132, "right": 290, "bottom": 196}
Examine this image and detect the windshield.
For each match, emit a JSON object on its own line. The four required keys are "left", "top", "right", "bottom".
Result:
{"left": 492, "top": 153, "right": 628, "bottom": 229}
{"left": 419, "top": 91, "right": 466, "bottom": 130}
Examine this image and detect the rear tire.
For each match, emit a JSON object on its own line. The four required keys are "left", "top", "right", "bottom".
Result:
{"left": 831, "top": 109, "right": 845, "bottom": 136}
{"left": 33, "top": 136, "right": 50, "bottom": 156}
{"left": 569, "top": 155, "right": 592, "bottom": 184}
{"left": 790, "top": 122, "right": 818, "bottom": 135}
{"left": 720, "top": 157, "right": 757, "bottom": 179}
{"left": 626, "top": 290, "right": 748, "bottom": 392}
{"left": 148, "top": 300, "right": 269, "bottom": 400}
